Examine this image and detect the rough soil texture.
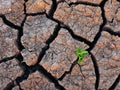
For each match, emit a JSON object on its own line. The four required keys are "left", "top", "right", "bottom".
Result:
{"left": 0, "top": 0, "right": 120, "bottom": 90}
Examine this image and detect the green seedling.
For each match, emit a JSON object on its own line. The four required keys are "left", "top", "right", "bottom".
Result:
{"left": 76, "top": 48, "right": 89, "bottom": 64}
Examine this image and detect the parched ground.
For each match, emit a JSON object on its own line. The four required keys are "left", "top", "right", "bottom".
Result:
{"left": 0, "top": 0, "right": 120, "bottom": 90}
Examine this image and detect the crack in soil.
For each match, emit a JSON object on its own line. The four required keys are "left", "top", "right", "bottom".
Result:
{"left": 87, "top": 0, "right": 108, "bottom": 52}
{"left": 0, "top": 0, "right": 120, "bottom": 90}
{"left": 90, "top": 52, "right": 100, "bottom": 90}
{"left": 58, "top": 59, "right": 78, "bottom": 81}
{"left": 109, "top": 74, "right": 120, "bottom": 90}
{"left": 36, "top": 24, "right": 61, "bottom": 65}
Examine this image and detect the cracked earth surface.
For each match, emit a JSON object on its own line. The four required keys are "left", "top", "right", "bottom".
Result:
{"left": 0, "top": 0, "right": 120, "bottom": 90}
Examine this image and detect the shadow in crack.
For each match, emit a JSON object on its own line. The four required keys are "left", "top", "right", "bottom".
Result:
{"left": 90, "top": 52, "right": 100, "bottom": 90}
{"left": 58, "top": 59, "right": 78, "bottom": 81}
{"left": 0, "top": 0, "right": 120, "bottom": 89}
{"left": 103, "top": 27, "right": 120, "bottom": 37}
{"left": 109, "top": 74, "right": 120, "bottom": 90}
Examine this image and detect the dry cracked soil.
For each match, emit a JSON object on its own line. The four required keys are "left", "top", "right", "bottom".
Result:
{"left": 0, "top": 0, "right": 120, "bottom": 90}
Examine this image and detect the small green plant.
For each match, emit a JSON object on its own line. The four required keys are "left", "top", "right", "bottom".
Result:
{"left": 76, "top": 48, "right": 89, "bottom": 65}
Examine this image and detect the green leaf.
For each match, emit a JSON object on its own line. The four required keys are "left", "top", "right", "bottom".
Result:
{"left": 76, "top": 48, "right": 82, "bottom": 56}
{"left": 81, "top": 51, "right": 89, "bottom": 58}
{"left": 77, "top": 48, "right": 82, "bottom": 52}
{"left": 77, "top": 57, "right": 84, "bottom": 64}
{"left": 76, "top": 48, "right": 89, "bottom": 65}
